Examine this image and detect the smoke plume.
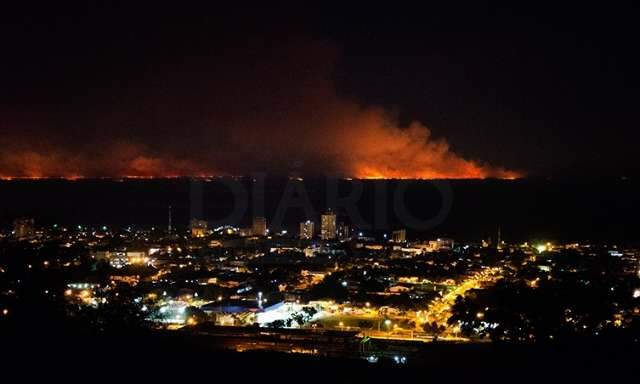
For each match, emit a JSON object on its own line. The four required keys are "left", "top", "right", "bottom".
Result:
{"left": 0, "top": 40, "right": 519, "bottom": 179}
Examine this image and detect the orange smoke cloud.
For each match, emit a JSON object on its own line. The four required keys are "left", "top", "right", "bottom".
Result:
{"left": 0, "top": 143, "right": 210, "bottom": 179}
{"left": 0, "top": 40, "right": 520, "bottom": 179}
{"left": 307, "top": 104, "right": 519, "bottom": 179}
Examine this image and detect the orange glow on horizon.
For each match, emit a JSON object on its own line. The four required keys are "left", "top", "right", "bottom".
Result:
{"left": 0, "top": 41, "right": 524, "bottom": 182}
{"left": 0, "top": 172, "right": 523, "bottom": 181}
{"left": 353, "top": 165, "right": 522, "bottom": 180}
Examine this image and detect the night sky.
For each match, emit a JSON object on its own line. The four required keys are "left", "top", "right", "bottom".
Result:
{"left": 1, "top": 3, "right": 638, "bottom": 178}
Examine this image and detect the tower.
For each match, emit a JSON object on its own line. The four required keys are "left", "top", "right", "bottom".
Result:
{"left": 337, "top": 222, "right": 351, "bottom": 241}
{"left": 252, "top": 216, "right": 267, "bottom": 236}
{"left": 320, "top": 210, "right": 337, "bottom": 240}
{"left": 13, "top": 218, "right": 35, "bottom": 241}
{"left": 299, "top": 220, "right": 314, "bottom": 240}
{"left": 190, "top": 218, "right": 208, "bottom": 238}
{"left": 392, "top": 229, "right": 406, "bottom": 243}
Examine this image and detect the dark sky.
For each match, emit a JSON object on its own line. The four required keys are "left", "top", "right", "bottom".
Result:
{"left": 0, "top": 3, "right": 638, "bottom": 178}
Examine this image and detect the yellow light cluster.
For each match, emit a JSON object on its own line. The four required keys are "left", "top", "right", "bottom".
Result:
{"left": 129, "top": 256, "right": 149, "bottom": 265}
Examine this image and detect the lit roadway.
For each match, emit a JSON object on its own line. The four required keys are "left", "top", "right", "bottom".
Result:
{"left": 417, "top": 267, "right": 503, "bottom": 337}
{"left": 357, "top": 267, "right": 502, "bottom": 343}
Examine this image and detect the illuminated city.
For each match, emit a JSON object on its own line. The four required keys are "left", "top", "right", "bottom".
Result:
{"left": 2, "top": 2, "right": 639, "bottom": 381}
{"left": 2, "top": 188, "right": 640, "bottom": 375}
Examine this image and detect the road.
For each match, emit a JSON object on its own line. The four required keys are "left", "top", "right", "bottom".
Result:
{"left": 352, "top": 267, "right": 502, "bottom": 343}
{"left": 417, "top": 267, "right": 503, "bottom": 336}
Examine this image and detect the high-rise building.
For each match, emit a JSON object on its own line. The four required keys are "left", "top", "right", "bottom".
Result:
{"left": 299, "top": 220, "right": 314, "bottom": 240}
{"left": 320, "top": 211, "right": 336, "bottom": 240}
{"left": 252, "top": 216, "right": 267, "bottom": 236}
{"left": 392, "top": 229, "right": 406, "bottom": 243}
{"left": 337, "top": 222, "right": 350, "bottom": 241}
{"left": 13, "top": 218, "right": 34, "bottom": 241}
{"left": 190, "top": 219, "right": 208, "bottom": 238}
